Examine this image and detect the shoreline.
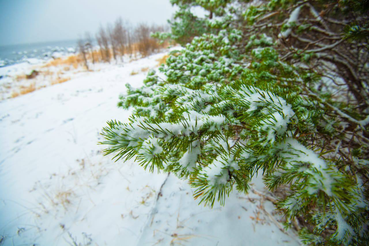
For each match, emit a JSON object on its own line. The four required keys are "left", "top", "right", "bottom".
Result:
{"left": 0, "top": 47, "right": 171, "bottom": 101}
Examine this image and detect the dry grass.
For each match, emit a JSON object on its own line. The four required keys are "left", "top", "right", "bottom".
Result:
{"left": 10, "top": 75, "right": 70, "bottom": 98}
{"left": 11, "top": 91, "right": 20, "bottom": 98}
{"left": 51, "top": 77, "right": 70, "bottom": 85}
{"left": 42, "top": 70, "right": 55, "bottom": 76}
{"left": 20, "top": 83, "right": 36, "bottom": 95}
{"left": 42, "top": 38, "right": 170, "bottom": 69}
{"left": 55, "top": 190, "right": 74, "bottom": 209}
{"left": 5, "top": 40, "right": 171, "bottom": 101}
{"left": 157, "top": 54, "right": 169, "bottom": 67}
{"left": 44, "top": 58, "right": 62, "bottom": 67}
{"left": 44, "top": 55, "right": 81, "bottom": 68}
{"left": 88, "top": 50, "right": 102, "bottom": 63}
{"left": 129, "top": 43, "right": 140, "bottom": 56}
{"left": 15, "top": 74, "right": 27, "bottom": 82}
{"left": 11, "top": 82, "right": 36, "bottom": 98}
{"left": 141, "top": 67, "right": 149, "bottom": 72}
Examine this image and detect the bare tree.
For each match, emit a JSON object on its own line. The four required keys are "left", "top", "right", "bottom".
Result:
{"left": 113, "top": 18, "right": 127, "bottom": 62}
{"left": 97, "top": 26, "right": 110, "bottom": 63}
{"left": 86, "top": 19, "right": 169, "bottom": 63}
{"left": 126, "top": 21, "right": 133, "bottom": 56}
{"left": 107, "top": 24, "right": 118, "bottom": 62}
{"left": 85, "top": 32, "right": 95, "bottom": 64}
{"left": 77, "top": 38, "right": 88, "bottom": 70}
{"left": 95, "top": 33, "right": 105, "bottom": 62}
{"left": 135, "top": 23, "right": 152, "bottom": 57}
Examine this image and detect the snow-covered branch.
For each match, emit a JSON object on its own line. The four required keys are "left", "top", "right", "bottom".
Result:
{"left": 306, "top": 39, "right": 344, "bottom": 53}
{"left": 308, "top": 3, "right": 330, "bottom": 31}
{"left": 317, "top": 53, "right": 360, "bottom": 82}
{"left": 279, "top": 6, "right": 302, "bottom": 39}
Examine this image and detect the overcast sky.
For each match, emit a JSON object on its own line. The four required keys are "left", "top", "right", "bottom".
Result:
{"left": 0, "top": 0, "right": 177, "bottom": 46}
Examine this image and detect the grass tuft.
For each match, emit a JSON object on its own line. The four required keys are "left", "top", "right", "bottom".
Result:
{"left": 20, "top": 83, "right": 36, "bottom": 95}
{"left": 141, "top": 67, "right": 149, "bottom": 72}
{"left": 130, "top": 70, "right": 139, "bottom": 76}
{"left": 156, "top": 54, "right": 169, "bottom": 67}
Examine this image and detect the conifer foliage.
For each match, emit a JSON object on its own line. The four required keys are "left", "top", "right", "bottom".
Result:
{"left": 101, "top": 0, "right": 369, "bottom": 244}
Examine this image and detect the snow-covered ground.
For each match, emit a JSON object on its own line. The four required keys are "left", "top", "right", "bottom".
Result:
{"left": 0, "top": 51, "right": 300, "bottom": 245}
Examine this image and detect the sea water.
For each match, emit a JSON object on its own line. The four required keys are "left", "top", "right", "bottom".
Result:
{"left": 0, "top": 39, "right": 79, "bottom": 67}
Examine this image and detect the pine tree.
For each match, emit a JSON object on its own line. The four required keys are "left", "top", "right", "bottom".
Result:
{"left": 101, "top": 0, "right": 369, "bottom": 244}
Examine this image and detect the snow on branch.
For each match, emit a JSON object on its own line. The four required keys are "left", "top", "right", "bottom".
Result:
{"left": 308, "top": 3, "right": 330, "bottom": 31}
{"left": 279, "top": 6, "right": 302, "bottom": 39}
{"left": 306, "top": 39, "right": 344, "bottom": 53}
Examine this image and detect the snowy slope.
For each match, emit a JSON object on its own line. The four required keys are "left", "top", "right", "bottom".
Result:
{"left": 0, "top": 52, "right": 300, "bottom": 246}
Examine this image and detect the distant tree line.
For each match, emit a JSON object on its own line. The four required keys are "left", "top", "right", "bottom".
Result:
{"left": 77, "top": 18, "right": 170, "bottom": 69}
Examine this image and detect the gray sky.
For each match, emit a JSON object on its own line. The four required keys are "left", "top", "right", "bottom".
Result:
{"left": 0, "top": 0, "right": 177, "bottom": 46}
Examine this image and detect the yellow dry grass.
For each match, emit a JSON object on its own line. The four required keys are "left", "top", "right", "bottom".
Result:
{"left": 7, "top": 41, "right": 174, "bottom": 100}
{"left": 55, "top": 190, "right": 74, "bottom": 209}
{"left": 89, "top": 50, "right": 102, "bottom": 62}
{"left": 42, "top": 70, "right": 54, "bottom": 76}
{"left": 21, "top": 83, "right": 36, "bottom": 95}
{"left": 41, "top": 40, "right": 172, "bottom": 70}
{"left": 11, "top": 91, "right": 20, "bottom": 98}
{"left": 129, "top": 43, "right": 140, "bottom": 55}
{"left": 156, "top": 54, "right": 169, "bottom": 66}
{"left": 15, "top": 74, "right": 27, "bottom": 82}
{"left": 141, "top": 67, "right": 149, "bottom": 72}
{"left": 51, "top": 77, "right": 70, "bottom": 85}
{"left": 44, "top": 55, "right": 81, "bottom": 68}
{"left": 44, "top": 58, "right": 62, "bottom": 67}
{"left": 11, "top": 75, "right": 70, "bottom": 98}
{"left": 11, "top": 82, "right": 36, "bottom": 98}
